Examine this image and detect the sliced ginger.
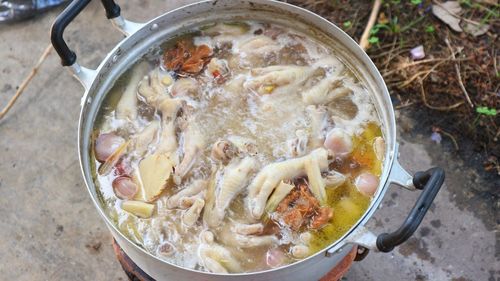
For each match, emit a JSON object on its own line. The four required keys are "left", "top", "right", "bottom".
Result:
{"left": 122, "top": 200, "right": 155, "bottom": 218}
{"left": 135, "top": 153, "right": 173, "bottom": 202}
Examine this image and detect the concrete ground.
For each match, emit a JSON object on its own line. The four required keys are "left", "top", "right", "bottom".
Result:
{"left": 0, "top": 1, "right": 497, "bottom": 280}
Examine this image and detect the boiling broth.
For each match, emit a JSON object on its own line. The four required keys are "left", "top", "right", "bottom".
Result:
{"left": 92, "top": 20, "right": 384, "bottom": 273}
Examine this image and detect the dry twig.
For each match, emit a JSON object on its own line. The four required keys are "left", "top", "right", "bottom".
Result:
{"left": 441, "top": 129, "right": 460, "bottom": 151}
{"left": 359, "top": 0, "right": 382, "bottom": 50}
{"left": 383, "top": 55, "right": 469, "bottom": 76}
{"left": 0, "top": 44, "right": 53, "bottom": 121}
{"left": 419, "top": 79, "right": 465, "bottom": 111}
{"left": 398, "top": 59, "right": 449, "bottom": 88}
{"left": 445, "top": 38, "right": 474, "bottom": 108}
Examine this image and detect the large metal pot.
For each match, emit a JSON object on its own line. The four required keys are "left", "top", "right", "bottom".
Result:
{"left": 50, "top": 1, "right": 445, "bottom": 280}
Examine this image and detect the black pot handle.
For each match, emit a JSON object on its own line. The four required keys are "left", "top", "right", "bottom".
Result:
{"left": 50, "top": 0, "right": 122, "bottom": 66}
{"left": 376, "top": 167, "right": 445, "bottom": 252}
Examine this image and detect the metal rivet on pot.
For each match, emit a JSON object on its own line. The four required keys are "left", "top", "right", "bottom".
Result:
{"left": 150, "top": 23, "right": 159, "bottom": 31}
{"left": 112, "top": 55, "right": 119, "bottom": 62}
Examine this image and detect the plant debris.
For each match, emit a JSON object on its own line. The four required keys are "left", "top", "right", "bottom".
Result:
{"left": 411, "top": 45, "right": 426, "bottom": 60}
{"left": 432, "top": 1, "right": 463, "bottom": 32}
{"left": 289, "top": 0, "right": 499, "bottom": 173}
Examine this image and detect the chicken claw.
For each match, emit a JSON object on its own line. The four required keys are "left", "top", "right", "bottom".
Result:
{"left": 302, "top": 75, "right": 351, "bottom": 105}
{"left": 182, "top": 198, "right": 205, "bottom": 226}
{"left": 116, "top": 62, "right": 148, "bottom": 121}
{"left": 175, "top": 121, "right": 205, "bottom": 181}
{"left": 198, "top": 230, "right": 242, "bottom": 273}
{"left": 306, "top": 105, "right": 330, "bottom": 149}
{"left": 204, "top": 157, "right": 259, "bottom": 227}
{"left": 167, "top": 179, "right": 206, "bottom": 209}
{"left": 244, "top": 65, "right": 312, "bottom": 95}
{"left": 246, "top": 148, "right": 329, "bottom": 219}
{"left": 156, "top": 98, "right": 184, "bottom": 163}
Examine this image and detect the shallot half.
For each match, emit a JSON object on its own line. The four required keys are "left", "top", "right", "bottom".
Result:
{"left": 266, "top": 248, "right": 287, "bottom": 268}
{"left": 355, "top": 172, "right": 379, "bottom": 196}
{"left": 95, "top": 133, "right": 125, "bottom": 162}
{"left": 323, "top": 128, "right": 353, "bottom": 157}
{"left": 112, "top": 176, "right": 138, "bottom": 200}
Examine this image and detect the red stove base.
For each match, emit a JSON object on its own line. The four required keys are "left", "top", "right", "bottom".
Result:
{"left": 113, "top": 239, "right": 357, "bottom": 281}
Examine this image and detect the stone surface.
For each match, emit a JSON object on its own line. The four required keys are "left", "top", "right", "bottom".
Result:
{"left": 0, "top": 1, "right": 497, "bottom": 280}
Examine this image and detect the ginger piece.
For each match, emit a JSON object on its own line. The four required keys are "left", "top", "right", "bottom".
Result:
{"left": 122, "top": 200, "right": 155, "bottom": 218}
{"left": 137, "top": 153, "right": 173, "bottom": 202}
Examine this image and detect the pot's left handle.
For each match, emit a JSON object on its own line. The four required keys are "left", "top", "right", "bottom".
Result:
{"left": 50, "top": 0, "right": 143, "bottom": 89}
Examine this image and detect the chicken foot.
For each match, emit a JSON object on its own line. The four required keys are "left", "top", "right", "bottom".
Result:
{"left": 204, "top": 157, "right": 258, "bottom": 228}
{"left": 246, "top": 148, "right": 329, "bottom": 219}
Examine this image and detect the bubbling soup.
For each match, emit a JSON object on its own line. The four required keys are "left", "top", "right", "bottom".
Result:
{"left": 92, "top": 20, "right": 385, "bottom": 273}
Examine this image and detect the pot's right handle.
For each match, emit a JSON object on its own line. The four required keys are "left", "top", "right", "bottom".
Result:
{"left": 332, "top": 151, "right": 445, "bottom": 258}
{"left": 376, "top": 166, "right": 445, "bottom": 252}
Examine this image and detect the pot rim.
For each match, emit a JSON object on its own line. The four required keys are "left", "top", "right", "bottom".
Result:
{"left": 77, "top": 0, "right": 397, "bottom": 276}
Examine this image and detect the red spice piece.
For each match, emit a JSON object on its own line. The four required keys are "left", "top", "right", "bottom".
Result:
{"left": 310, "top": 207, "right": 334, "bottom": 229}
{"left": 163, "top": 40, "right": 213, "bottom": 75}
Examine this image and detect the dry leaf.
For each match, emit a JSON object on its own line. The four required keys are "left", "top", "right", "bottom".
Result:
{"left": 463, "top": 22, "right": 490, "bottom": 37}
{"left": 432, "top": 1, "right": 463, "bottom": 32}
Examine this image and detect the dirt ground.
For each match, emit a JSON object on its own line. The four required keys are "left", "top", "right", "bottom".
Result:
{"left": 0, "top": 0, "right": 498, "bottom": 280}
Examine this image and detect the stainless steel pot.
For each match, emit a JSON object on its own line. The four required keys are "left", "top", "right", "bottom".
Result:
{"left": 50, "top": 1, "right": 445, "bottom": 280}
